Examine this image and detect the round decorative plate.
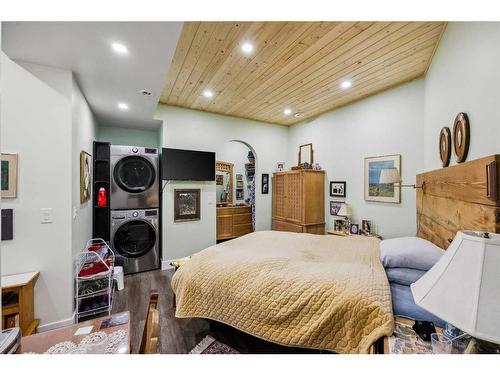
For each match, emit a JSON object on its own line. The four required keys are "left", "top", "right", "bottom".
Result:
{"left": 453, "top": 112, "right": 470, "bottom": 163}
{"left": 439, "top": 127, "right": 452, "bottom": 167}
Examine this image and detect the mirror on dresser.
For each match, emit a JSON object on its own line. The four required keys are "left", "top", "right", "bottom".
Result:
{"left": 215, "top": 141, "right": 256, "bottom": 242}
{"left": 216, "top": 161, "right": 233, "bottom": 205}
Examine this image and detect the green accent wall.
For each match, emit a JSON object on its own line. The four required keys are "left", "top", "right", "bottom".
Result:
{"left": 98, "top": 125, "right": 160, "bottom": 148}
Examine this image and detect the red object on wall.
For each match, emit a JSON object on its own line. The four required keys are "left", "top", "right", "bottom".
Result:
{"left": 97, "top": 187, "right": 107, "bottom": 207}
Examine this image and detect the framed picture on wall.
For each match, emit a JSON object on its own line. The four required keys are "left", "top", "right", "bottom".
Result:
{"left": 174, "top": 189, "right": 201, "bottom": 222}
{"left": 80, "top": 151, "right": 92, "bottom": 204}
{"left": 236, "top": 189, "right": 244, "bottom": 200}
{"left": 329, "top": 181, "right": 346, "bottom": 197}
{"left": 330, "top": 201, "right": 342, "bottom": 215}
{"left": 1, "top": 153, "right": 18, "bottom": 199}
{"left": 261, "top": 173, "right": 269, "bottom": 194}
{"left": 364, "top": 154, "right": 401, "bottom": 203}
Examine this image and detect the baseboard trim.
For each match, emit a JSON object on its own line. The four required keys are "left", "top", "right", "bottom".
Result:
{"left": 161, "top": 260, "right": 174, "bottom": 270}
{"left": 37, "top": 314, "right": 75, "bottom": 332}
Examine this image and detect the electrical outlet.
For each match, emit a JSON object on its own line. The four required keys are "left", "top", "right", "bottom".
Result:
{"left": 40, "top": 208, "right": 53, "bottom": 224}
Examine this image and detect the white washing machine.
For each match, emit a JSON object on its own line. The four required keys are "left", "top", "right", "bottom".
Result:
{"left": 110, "top": 145, "right": 159, "bottom": 209}
{"left": 110, "top": 209, "right": 160, "bottom": 274}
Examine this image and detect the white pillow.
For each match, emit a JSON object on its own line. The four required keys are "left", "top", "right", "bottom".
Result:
{"left": 380, "top": 237, "right": 444, "bottom": 271}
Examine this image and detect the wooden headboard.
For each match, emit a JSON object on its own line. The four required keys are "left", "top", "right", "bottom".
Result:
{"left": 416, "top": 155, "right": 500, "bottom": 249}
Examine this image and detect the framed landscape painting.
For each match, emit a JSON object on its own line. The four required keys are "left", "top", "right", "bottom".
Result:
{"left": 364, "top": 154, "right": 401, "bottom": 203}
{"left": 1, "top": 153, "right": 18, "bottom": 199}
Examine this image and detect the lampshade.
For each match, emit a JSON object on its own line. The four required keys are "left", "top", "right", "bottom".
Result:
{"left": 337, "top": 203, "right": 351, "bottom": 217}
{"left": 411, "top": 231, "right": 500, "bottom": 344}
{"left": 379, "top": 168, "right": 401, "bottom": 184}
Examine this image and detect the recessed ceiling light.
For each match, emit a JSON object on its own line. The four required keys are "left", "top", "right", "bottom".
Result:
{"left": 241, "top": 42, "right": 254, "bottom": 55}
{"left": 111, "top": 42, "right": 128, "bottom": 55}
{"left": 117, "top": 102, "right": 129, "bottom": 110}
{"left": 340, "top": 80, "right": 352, "bottom": 89}
{"left": 283, "top": 108, "right": 292, "bottom": 115}
{"left": 294, "top": 112, "right": 304, "bottom": 118}
{"left": 202, "top": 89, "right": 214, "bottom": 98}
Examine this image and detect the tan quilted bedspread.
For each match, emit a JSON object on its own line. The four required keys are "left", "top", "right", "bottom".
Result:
{"left": 171, "top": 231, "right": 394, "bottom": 353}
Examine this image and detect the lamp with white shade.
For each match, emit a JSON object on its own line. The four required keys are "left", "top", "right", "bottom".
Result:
{"left": 334, "top": 203, "right": 352, "bottom": 234}
{"left": 411, "top": 230, "right": 500, "bottom": 353}
{"left": 337, "top": 203, "right": 351, "bottom": 218}
{"left": 379, "top": 167, "right": 422, "bottom": 189}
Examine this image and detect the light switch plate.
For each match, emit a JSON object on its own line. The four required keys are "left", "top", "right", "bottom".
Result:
{"left": 40, "top": 208, "right": 53, "bottom": 224}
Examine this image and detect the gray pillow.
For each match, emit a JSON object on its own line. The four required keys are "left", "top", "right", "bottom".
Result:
{"left": 385, "top": 267, "right": 426, "bottom": 286}
{"left": 380, "top": 237, "right": 444, "bottom": 271}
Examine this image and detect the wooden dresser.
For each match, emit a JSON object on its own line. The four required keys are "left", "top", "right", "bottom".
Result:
{"left": 272, "top": 170, "right": 325, "bottom": 234}
{"left": 216, "top": 205, "right": 253, "bottom": 241}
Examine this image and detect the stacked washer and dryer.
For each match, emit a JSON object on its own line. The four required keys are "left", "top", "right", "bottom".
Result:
{"left": 109, "top": 145, "right": 160, "bottom": 274}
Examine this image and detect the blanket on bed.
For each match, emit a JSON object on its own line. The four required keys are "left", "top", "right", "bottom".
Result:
{"left": 171, "top": 231, "right": 394, "bottom": 353}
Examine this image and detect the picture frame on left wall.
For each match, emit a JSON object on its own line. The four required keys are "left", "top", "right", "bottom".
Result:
{"left": 1, "top": 153, "right": 18, "bottom": 199}
{"left": 80, "top": 151, "right": 92, "bottom": 204}
{"left": 174, "top": 189, "right": 201, "bottom": 222}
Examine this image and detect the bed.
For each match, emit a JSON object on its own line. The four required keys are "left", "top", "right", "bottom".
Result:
{"left": 171, "top": 230, "right": 394, "bottom": 354}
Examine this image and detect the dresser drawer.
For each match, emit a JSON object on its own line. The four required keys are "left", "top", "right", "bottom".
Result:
{"left": 233, "top": 223, "right": 253, "bottom": 237}
{"left": 272, "top": 219, "right": 303, "bottom": 233}
{"left": 233, "top": 213, "right": 252, "bottom": 225}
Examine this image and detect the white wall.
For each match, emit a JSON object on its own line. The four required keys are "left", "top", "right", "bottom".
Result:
{"left": 424, "top": 22, "right": 500, "bottom": 170}
{"left": 98, "top": 125, "right": 160, "bottom": 148}
{"left": 288, "top": 80, "right": 425, "bottom": 239}
{"left": 17, "top": 60, "right": 72, "bottom": 100}
{"left": 1, "top": 54, "right": 74, "bottom": 325}
{"left": 155, "top": 105, "right": 289, "bottom": 261}
{"left": 71, "top": 77, "right": 98, "bottom": 261}
{"left": 216, "top": 141, "right": 253, "bottom": 203}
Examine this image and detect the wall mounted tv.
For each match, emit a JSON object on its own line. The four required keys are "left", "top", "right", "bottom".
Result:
{"left": 161, "top": 148, "right": 215, "bottom": 181}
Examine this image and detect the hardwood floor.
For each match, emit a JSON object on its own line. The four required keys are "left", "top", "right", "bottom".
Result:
{"left": 112, "top": 268, "right": 323, "bottom": 353}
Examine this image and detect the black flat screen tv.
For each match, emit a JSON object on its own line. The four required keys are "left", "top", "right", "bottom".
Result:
{"left": 161, "top": 148, "right": 215, "bottom": 181}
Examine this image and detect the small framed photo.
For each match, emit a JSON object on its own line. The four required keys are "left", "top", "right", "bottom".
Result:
{"left": 350, "top": 223, "right": 360, "bottom": 235}
{"left": 236, "top": 189, "right": 244, "bottom": 200}
{"left": 174, "top": 189, "right": 201, "bottom": 222}
{"left": 361, "top": 220, "right": 372, "bottom": 235}
{"left": 276, "top": 162, "right": 285, "bottom": 172}
{"left": 261, "top": 173, "right": 269, "bottom": 194}
{"left": 330, "top": 201, "right": 342, "bottom": 216}
{"left": 330, "top": 181, "right": 346, "bottom": 197}
{"left": 334, "top": 219, "right": 349, "bottom": 233}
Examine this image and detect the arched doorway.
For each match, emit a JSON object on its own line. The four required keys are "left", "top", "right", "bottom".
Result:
{"left": 215, "top": 140, "right": 257, "bottom": 241}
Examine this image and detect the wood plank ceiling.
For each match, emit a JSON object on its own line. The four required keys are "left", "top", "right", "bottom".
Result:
{"left": 160, "top": 22, "right": 446, "bottom": 126}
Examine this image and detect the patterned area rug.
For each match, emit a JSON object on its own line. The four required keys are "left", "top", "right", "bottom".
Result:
{"left": 189, "top": 336, "right": 240, "bottom": 354}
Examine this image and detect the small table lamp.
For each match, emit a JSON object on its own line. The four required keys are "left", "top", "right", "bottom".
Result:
{"left": 379, "top": 167, "right": 422, "bottom": 189}
{"left": 411, "top": 231, "right": 500, "bottom": 351}
{"left": 337, "top": 203, "right": 352, "bottom": 233}
{"left": 337, "top": 203, "right": 351, "bottom": 218}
